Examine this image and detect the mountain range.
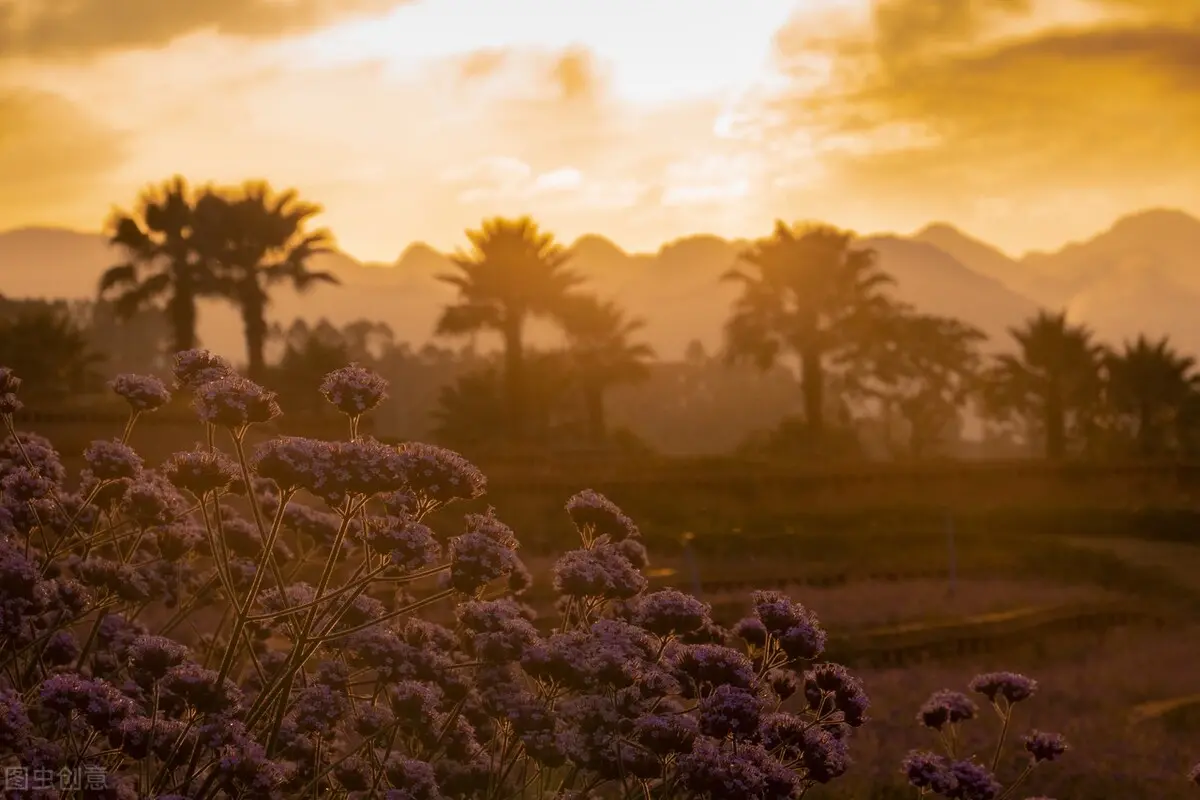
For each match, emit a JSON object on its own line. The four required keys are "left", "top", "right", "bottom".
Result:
{"left": 2, "top": 208, "right": 1199, "bottom": 361}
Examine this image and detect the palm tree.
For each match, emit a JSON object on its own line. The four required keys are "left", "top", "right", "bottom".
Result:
{"left": 721, "top": 222, "right": 894, "bottom": 437}
{"left": 98, "top": 176, "right": 215, "bottom": 353}
{"left": 989, "top": 310, "right": 1104, "bottom": 459}
{"left": 849, "top": 308, "right": 987, "bottom": 457}
{"left": 1104, "top": 335, "right": 1196, "bottom": 457}
{"left": 561, "top": 294, "right": 655, "bottom": 442}
{"left": 435, "top": 217, "right": 584, "bottom": 438}
{"left": 197, "top": 182, "right": 339, "bottom": 380}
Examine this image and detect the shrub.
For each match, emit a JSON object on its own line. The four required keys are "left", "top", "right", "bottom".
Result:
{"left": 0, "top": 358, "right": 1186, "bottom": 799}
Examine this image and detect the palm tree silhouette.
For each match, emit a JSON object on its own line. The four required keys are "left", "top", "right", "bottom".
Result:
{"left": 991, "top": 310, "right": 1103, "bottom": 459}
{"left": 850, "top": 309, "right": 987, "bottom": 457}
{"left": 722, "top": 222, "right": 894, "bottom": 437}
{"left": 1104, "top": 334, "right": 1196, "bottom": 457}
{"left": 435, "top": 216, "right": 584, "bottom": 438}
{"left": 197, "top": 182, "right": 339, "bottom": 380}
{"left": 98, "top": 176, "right": 216, "bottom": 354}
{"left": 561, "top": 294, "right": 655, "bottom": 442}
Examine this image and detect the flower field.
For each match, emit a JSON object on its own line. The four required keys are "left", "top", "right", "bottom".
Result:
{"left": 0, "top": 355, "right": 1197, "bottom": 799}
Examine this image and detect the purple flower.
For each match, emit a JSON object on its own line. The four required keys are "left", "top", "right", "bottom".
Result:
{"left": 633, "top": 712, "right": 698, "bottom": 756}
{"left": 359, "top": 516, "right": 442, "bottom": 570}
{"left": 0, "top": 367, "right": 22, "bottom": 414}
{"left": 1023, "top": 730, "right": 1069, "bottom": 763}
{"left": 918, "top": 689, "right": 979, "bottom": 730}
{"left": 564, "top": 489, "right": 639, "bottom": 542}
{"left": 76, "top": 557, "right": 151, "bottom": 603}
{"left": 552, "top": 545, "right": 646, "bottom": 600}
{"left": 153, "top": 521, "right": 205, "bottom": 560}
{"left": 109, "top": 715, "right": 184, "bottom": 760}
{"left": 193, "top": 375, "right": 281, "bottom": 428}
{"left": 448, "top": 530, "right": 519, "bottom": 594}
{"left": 734, "top": 616, "right": 769, "bottom": 647}
{"left": 634, "top": 589, "right": 711, "bottom": 636}
{"left": 121, "top": 473, "right": 188, "bottom": 527}
{"left": 1, "top": 466, "right": 53, "bottom": 503}
{"left": 162, "top": 448, "right": 239, "bottom": 496}
{"left": 396, "top": 442, "right": 487, "bottom": 510}
{"left": 0, "top": 687, "right": 32, "bottom": 750}
{"left": 293, "top": 683, "right": 350, "bottom": 734}
{"left": 39, "top": 673, "right": 137, "bottom": 732}
{"left": 800, "top": 725, "right": 851, "bottom": 783}
{"left": 751, "top": 590, "right": 827, "bottom": 660}
{"left": 128, "top": 635, "right": 190, "bottom": 681}
{"left": 355, "top": 704, "right": 396, "bottom": 739}
{"left": 457, "top": 599, "right": 540, "bottom": 663}
{"left": 172, "top": 348, "right": 234, "bottom": 388}
{"left": 162, "top": 662, "right": 243, "bottom": 714}
{"left": 767, "top": 668, "right": 798, "bottom": 700}
{"left": 672, "top": 643, "right": 758, "bottom": 698}
{"left": 253, "top": 436, "right": 327, "bottom": 491}
{"left": 333, "top": 756, "right": 372, "bottom": 792}
{"left": 803, "top": 663, "right": 870, "bottom": 726}
{"left": 969, "top": 671, "right": 1039, "bottom": 705}
{"left": 388, "top": 681, "right": 442, "bottom": 725}
{"left": 946, "top": 760, "right": 1002, "bottom": 800}
{"left": 45, "top": 630, "right": 79, "bottom": 665}
{"left": 83, "top": 439, "right": 143, "bottom": 481}
{"left": 902, "top": 750, "right": 959, "bottom": 794}
{"left": 215, "top": 740, "right": 292, "bottom": 796}
{"left": 109, "top": 373, "right": 172, "bottom": 412}
{"left": 320, "top": 363, "right": 389, "bottom": 415}
{"left": 382, "top": 757, "right": 441, "bottom": 800}
{"left": 1, "top": 432, "right": 65, "bottom": 484}
{"left": 1190, "top": 762, "right": 1200, "bottom": 785}
{"left": 698, "top": 684, "right": 764, "bottom": 739}
{"left": 614, "top": 537, "right": 649, "bottom": 569}
{"left": 676, "top": 737, "right": 796, "bottom": 800}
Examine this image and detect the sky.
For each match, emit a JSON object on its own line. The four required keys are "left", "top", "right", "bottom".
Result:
{"left": 1, "top": 0, "right": 1198, "bottom": 263}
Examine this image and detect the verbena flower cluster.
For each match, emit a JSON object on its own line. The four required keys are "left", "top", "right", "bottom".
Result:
{"left": 903, "top": 673, "right": 1072, "bottom": 800}
{"left": 0, "top": 351, "right": 1193, "bottom": 799}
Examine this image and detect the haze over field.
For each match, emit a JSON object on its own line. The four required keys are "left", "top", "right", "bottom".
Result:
{"left": 2, "top": 208, "right": 1200, "bottom": 360}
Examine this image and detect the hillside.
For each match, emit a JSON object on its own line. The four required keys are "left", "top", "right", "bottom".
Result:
{"left": 4, "top": 209, "right": 1199, "bottom": 360}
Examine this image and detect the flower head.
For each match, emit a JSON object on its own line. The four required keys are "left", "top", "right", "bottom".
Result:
{"left": 918, "top": 689, "right": 979, "bottom": 730}
{"left": 84, "top": 439, "right": 143, "bottom": 481}
{"left": 1023, "top": 730, "right": 1068, "bottom": 763}
{"left": 109, "top": 373, "right": 172, "bottom": 412}
{"left": 172, "top": 349, "right": 234, "bottom": 388}
{"left": 193, "top": 376, "right": 281, "bottom": 429}
{"left": 565, "top": 489, "right": 638, "bottom": 542}
{"left": 969, "top": 671, "right": 1039, "bottom": 705}
{"left": 0, "top": 367, "right": 22, "bottom": 414}
{"left": 320, "top": 363, "right": 389, "bottom": 416}
{"left": 162, "top": 448, "right": 239, "bottom": 496}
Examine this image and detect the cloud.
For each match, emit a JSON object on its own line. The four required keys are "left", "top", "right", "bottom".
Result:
{"left": 0, "top": 88, "right": 124, "bottom": 223}
{"left": 0, "top": 0, "right": 411, "bottom": 60}
{"left": 766, "top": 0, "right": 1200, "bottom": 248}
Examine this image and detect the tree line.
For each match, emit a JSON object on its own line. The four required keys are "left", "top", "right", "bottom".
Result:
{"left": 5, "top": 175, "right": 1198, "bottom": 461}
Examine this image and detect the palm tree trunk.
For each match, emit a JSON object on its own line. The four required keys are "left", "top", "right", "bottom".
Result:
{"left": 1137, "top": 404, "right": 1155, "bottom": 457}
{"left": 241, "top": 290, "right": 269, "bottom": 382}
{"left": 800, "top": 346, "right": 824, "bottom": 437}
{"left": 502, "top": 317, "right": 526, "bottom": 439}
{"left": 584, "top": 385, "right": 607, "bottom": 443}
{"left": 1044, "top": 386, "right": 1066, "bottom": 459}
{"left": 166, "top": 290, "right": 197, "bottom": 354}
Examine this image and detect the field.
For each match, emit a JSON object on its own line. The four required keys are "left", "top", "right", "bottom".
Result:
{"left": 13, "top": 413, "right": 1200, "bottom": 797}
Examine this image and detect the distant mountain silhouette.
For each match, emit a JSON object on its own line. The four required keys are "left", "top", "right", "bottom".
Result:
{"left": 1021, "top": 208, "right": 1200, "bottom": 298}
{"left": 2, "top": 209, "right": 1198, "bottom": 361}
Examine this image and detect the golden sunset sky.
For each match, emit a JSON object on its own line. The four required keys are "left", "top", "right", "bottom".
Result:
{"left": 1, "top": 0, "right": 1197, "bottom": 262}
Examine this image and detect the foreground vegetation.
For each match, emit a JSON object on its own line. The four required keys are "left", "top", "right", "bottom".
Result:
{"left": 7, "top": 355, "right": 1193, "bottom": 798}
